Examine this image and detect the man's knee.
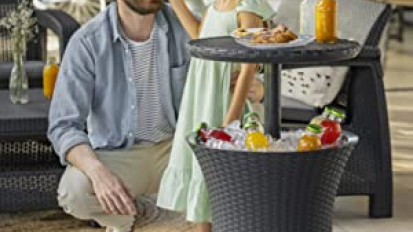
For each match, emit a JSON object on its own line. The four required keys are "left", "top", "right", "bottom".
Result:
{"left": 58, "top": 167, "right": 95, "bottom": 220}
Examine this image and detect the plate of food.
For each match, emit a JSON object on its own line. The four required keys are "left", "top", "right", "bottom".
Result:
{"left": 231, "top": 28, "right": 264, "bottom": 39}
{"left": 231, "top": 25, "right": 314, "bottom": 49}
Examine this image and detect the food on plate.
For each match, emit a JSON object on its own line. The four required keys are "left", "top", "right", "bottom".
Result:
{"left": 250, "top": 25, "right": 298, "bottom": 44}
{"left": 234, "top": 28, "right": 253, "bottom": 38}
{"left": 232, "top": 25, "right": 298, "bottom": 44}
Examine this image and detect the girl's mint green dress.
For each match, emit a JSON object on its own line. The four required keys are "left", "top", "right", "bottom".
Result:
{"left": 157, "top": 0, "right": 275, "bottom": 223}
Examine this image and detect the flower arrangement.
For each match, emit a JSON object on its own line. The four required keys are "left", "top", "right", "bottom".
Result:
{"left": 0, "top": 0, "right": 38, "bottom": 104}
{"left": 0, "top": 0, "right": 38, "bottom": 56}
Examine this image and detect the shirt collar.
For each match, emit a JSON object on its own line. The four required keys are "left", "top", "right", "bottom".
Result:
{"left": 108, "top": 2, "right": 169, "bottom": 43}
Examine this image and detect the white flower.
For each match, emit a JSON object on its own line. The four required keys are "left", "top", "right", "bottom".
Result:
{"left": 0, "top": 0, "right": 37, "bottom": 52}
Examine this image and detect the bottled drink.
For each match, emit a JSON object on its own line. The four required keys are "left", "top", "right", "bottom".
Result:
{"left": 243, "top": 112, "right": 264, "bottom": 133}
{"left": 320, "top": 108, "right": 345, "bottom": 145}
{"left": 209, "top": 129, "right": 233, "bottom": 142}
{"left": 297, "top": 124, "right": 323, "bottom": 151}
{"left": 315, "top": 0, "right": 337, "bottom": 43}
{"left": 43, "top": 57, "right": 60, "bottom": 99}
{"left": 244, "top": 121, "right": 269, "bottom": 151}
{"left": 300, "top": 0, "right": 317, "bottom": 35}
{"left": 196, "top": 122, "right": 233, "bottom": 143}
{"left": 310, "top": 106, "right": 332, "bottom": 126}
{"left": 196, "top": 122, "right": 209, "bottom": 143}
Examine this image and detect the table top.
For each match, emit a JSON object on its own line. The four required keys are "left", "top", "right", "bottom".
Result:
{"left": 0, "top": 89, "right": 50, "bottom": 140}
{"left": 188, "top": 37, "right": 361, "bottom": 64}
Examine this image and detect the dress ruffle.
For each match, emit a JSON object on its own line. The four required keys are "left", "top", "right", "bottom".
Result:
{"left": 157, "top": 166, "right": 211, "bottom": 222}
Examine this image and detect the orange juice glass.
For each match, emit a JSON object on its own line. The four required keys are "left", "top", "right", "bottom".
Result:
{"left": 43, "top": 58, "right": 59, "bottom": 99}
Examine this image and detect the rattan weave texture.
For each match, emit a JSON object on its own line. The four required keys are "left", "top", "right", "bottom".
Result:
{"left": 189, "top": 133, "right": 358, "bottom": 232}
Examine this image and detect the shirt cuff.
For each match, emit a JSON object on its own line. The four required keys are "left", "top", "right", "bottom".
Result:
{"left": 55, "top": 131, "right": 91, "bottom": 166}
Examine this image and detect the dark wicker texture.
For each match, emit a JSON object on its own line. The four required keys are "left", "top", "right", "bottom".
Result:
{"left": 188, "top": 132, "right": 358, "bottom": 232}
{"left": 0, "top": 89, "right": 50, "bottom": 140}
{"left": 0, "top": 90, "right": 64, "bottom": 212}
{"left": 188, "top": 38, "right": 360, "bottom": 64}
{"left": 0, "top": 163, "right": 63, "bottom": 212}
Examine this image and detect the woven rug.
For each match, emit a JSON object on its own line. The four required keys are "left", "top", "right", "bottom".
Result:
{"left": 0, "top": 196, "right": 195, "bottom": 232}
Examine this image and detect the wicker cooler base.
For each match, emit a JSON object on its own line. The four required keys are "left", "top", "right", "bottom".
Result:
{"left": 189, "top": 132, "right": 358, "bottom": 232}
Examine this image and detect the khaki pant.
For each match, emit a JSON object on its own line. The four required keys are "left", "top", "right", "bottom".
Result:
{"left": 57, "top": 140, "right": 172, "bottom": 232}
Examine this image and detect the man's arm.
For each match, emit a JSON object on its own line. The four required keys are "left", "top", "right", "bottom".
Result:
{"left": 48, "top": 36, "right": 94, "bottom": 166}
{"left": 47, "top": 36, "right": 136, "bottom": 216}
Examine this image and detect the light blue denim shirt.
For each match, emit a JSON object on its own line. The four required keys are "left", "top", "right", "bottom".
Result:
{"left": 48, "top": 3, "right": 190, "bottom": 165}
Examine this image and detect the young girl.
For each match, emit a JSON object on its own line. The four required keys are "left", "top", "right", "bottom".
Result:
{"left": 157, "top": 0, "right": 275, "bottom": 231}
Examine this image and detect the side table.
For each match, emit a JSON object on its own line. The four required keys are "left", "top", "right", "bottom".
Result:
{"left": 0, "top": 89, "right": 63, "bottom": 212}
{"left": 187, "top": 37, "right": 360, "bottom": 232}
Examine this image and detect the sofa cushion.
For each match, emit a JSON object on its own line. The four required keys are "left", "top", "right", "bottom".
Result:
{"left": 0, "top": 61, "right": 45, "bottom": 89}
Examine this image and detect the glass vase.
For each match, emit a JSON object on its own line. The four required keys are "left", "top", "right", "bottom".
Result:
{"left": 9, "top": 52, "right": 29, "bottom": 104}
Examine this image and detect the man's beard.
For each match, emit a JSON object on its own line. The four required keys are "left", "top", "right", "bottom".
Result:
{"left": 122, "top": 0, "right": 164, "bottom": 15}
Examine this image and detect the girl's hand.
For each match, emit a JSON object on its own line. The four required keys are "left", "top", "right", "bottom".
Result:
{"left": 230, "top": 71, "right": 240, "bottom": 92}
{"left": 230, "top": 64, "right": 260, "bottom": 92}
{"left": 231, "top": 72, "right": 265, "bottom": 103}
{"left": 168, "top": 0, "right": 203, "bottom": 39}
{"left": 224, "top": 12, "right": 263, "bottom": 125}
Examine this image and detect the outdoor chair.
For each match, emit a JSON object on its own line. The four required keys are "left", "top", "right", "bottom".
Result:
{"left": 0, "top": 0, "right": 79, "bottom": 212}
{"left": 280, "top": 5, "right": 393, "bottom": 218}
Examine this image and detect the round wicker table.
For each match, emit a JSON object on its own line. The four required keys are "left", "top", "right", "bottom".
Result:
{"left": 186, "top": 37, "right": 361, "bottom": 232}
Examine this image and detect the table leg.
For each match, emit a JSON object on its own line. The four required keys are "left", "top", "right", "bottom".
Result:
{"left": 264, "top": 63, "right": 282, "bottom": 139}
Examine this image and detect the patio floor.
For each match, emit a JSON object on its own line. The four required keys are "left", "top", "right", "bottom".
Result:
{"left": 0, "top": 28, "right": 412, "bottom": 232}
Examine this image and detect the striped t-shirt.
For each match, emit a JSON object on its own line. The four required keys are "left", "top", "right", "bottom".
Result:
{"left": 124, "top": 24, "right": 174, "bottom": 143}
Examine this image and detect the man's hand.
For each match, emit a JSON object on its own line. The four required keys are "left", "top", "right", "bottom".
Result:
{"left": 88, "top": 164, "right": 137, "bottom": 215}
{"left": 66, "top": 145, "right": 137, "bottom": 216}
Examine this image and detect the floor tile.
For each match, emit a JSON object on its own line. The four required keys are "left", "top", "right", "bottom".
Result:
{"left": 334, "top": 184, "right": 413, "bottom": 232}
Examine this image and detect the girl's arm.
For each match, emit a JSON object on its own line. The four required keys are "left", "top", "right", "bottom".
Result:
{"left": 169, "top": 0, "right": 204, "bottom": 39}
{"left": 223, "top": 12, "right": 263, "bottom": 126}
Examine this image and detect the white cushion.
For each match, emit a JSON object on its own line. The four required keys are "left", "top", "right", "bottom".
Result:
{"left": 273, "top": 0, "right": 386, "bottom": 107}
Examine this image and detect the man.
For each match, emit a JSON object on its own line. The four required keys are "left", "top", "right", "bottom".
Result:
{"left": 47, "top": 0, "right": 189, "bottom": 231}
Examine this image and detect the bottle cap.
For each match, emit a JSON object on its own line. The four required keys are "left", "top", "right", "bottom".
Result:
{"left": 195, "top": 122, "right": 208, "bottom": 132}
{"left": 243, "top": 112, "right": 260, "bottom": 123}
{"left": 244, "top": 121, "right": 260, "bottom": 129}
{"left": 324, "top": 106, "right": 333, "bottom": 114}
{"left": 330, "top": 108, "right": 346, "bottom": 119}
{"left": 306, "top": 124, "right": 322, "bottom": 134}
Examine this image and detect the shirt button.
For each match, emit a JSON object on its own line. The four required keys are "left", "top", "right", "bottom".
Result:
{"left": 128, "top": 132, "right": 133, "bottom": 137}
{"left": 131, "top": 105, "right": 135, "bottom": 109}
{"left": 125, "top": 49, "right": 129, "bottom": 53}
{"left": 128, "top": 78, "right": 133, "bottom": 82}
